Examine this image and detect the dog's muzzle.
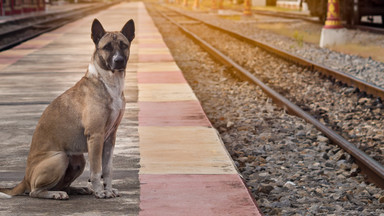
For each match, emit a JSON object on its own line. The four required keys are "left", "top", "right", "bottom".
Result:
{"left": 111, "top": 54, "right": 126, "bottom": 71}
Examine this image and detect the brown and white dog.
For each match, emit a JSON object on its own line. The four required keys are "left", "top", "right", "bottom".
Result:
{"left": 0, "top": 18, "right": 135, "bottom": 200}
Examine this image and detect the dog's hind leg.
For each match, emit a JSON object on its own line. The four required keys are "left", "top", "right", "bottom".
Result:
{"left": 59, "top": 154, "right": 93, "bottom": 195}
{"left": 29, "top": 152, "right": 70, "bottom": 200}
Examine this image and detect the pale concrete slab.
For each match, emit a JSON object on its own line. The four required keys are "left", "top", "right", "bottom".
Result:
{"left": 138, "top": 43, "right": 168, "bottom": 49}
{"left": 137, "top": 32, "right": 163, "bottom": 38}
{"left": 137, "top": 38, "right": 166, "bottom": 44}
{"left": 138, "top": 126, "right": 237, "bottom": 174}
{"left": 0, "top": 73, "right": 84, "bottom": 103}
{"left": 137, "top": 62, "right": 181, "bottom": 73}
{"left": 0, "top": 49, "right": 35, "bottom": 57}
{"left": 0, "top": 54, "right": 91, "bottom": 73}
{"left": 138, "top": 48, "right": 172, "bottom": 55}
{"left": 0, "top": 64, "right": 9, "bottom": 70}
{"left": 138, "top": 83, "right": 197, "bottom": 101}
{"left": 18, "top": 39, "right": 53, "bottom": 46}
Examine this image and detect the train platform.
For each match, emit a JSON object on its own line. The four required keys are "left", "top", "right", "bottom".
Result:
{"left": 0, "top": 1, "right": 262, "bottom": 215}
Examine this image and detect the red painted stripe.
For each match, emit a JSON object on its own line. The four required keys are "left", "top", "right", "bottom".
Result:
{"left": 138, "top": 71, "right": 187, "bottom": 84}
{"left": 37, "top": 35, "right": 60, "bottom": 40}
{"left": 139, "top": 174, "right": 262, "bottom": 216}
{"left": 139, "top": 101, "right": 211, "bottom": 127}
{"left": 0, "top": 57, "right": 22, "bottom": 64}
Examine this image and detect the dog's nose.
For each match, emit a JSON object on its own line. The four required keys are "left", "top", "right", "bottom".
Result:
{"left": 114, "top": 56, "right": 124, "bottom": 64}
{"left": 112, "top": 55, "right": 125, "bottom": 70}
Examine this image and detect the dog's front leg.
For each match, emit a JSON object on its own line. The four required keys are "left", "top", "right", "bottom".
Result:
{"left": 87, "top": 133, "right": 107, "bottom": 198}
{"left": 102, "top": 132, "right": 119, "bottom": 198}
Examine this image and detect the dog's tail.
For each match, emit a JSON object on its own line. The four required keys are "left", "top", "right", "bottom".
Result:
{"left": 0, "top": 179, "right": 27, "bottom": 199}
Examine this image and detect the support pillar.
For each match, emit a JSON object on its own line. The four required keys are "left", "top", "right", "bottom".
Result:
{"left": 243, "top": 0, "right": 252, "bottom": 16}
{"left": 218, "top": 0, "right": 223, "bottom": 9}
{"left": 320, "top": 0, "right": 346, "bottom": 48}
{"left": 211, "top": 0, "right": 217, "bottom": 12}
{"left": 183, "top": 0, "right": 188, "bottom": 7}
{"left": 193, "top": 0, "right": 199, "bottom": 10}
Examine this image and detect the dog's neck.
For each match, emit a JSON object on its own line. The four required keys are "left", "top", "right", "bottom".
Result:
{"left": 86, "top": 61, "right": 125, "bottom": 98}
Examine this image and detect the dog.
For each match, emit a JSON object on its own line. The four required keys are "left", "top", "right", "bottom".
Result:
{"left": 0, "top": 18, "right": 135, "bottom": 200}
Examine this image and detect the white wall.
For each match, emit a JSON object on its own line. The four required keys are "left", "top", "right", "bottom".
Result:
{"left": 252, "top": 0, "right": 266, "bottom": 6}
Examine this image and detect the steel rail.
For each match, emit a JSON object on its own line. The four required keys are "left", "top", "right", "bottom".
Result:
{"left": 240, "top": 8, "right": 321, "bottom": 24}
{"left": 240, "top": 9, "right": 384, "bottom": 32}
{"left": 227, "top": 8, "right": 384, "bottom": 33}
{"left": 354, "top": 25, "right": 384, "bottom": 34}
{"left": 163, "top": 5, "right": 384, "bottom": 101}
{"left": 156, "top": 7, "right": 384, "bottom": 189}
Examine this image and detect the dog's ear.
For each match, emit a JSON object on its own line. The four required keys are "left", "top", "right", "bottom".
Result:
{"left": 91, "top": 19, "right": 106, "bottom": 45}
{"left": 121, "top": 19, "right": 135, "bottom": 42}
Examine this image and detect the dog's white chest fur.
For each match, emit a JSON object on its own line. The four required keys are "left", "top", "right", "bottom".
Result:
{"left": 88, "top": 63, "right": 125, "bottom": 139}
{"left": 105, "top": 79, "right": 124, "bottom": 139}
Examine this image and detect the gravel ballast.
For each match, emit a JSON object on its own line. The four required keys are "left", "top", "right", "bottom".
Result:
{"left": 180, "top": 9, "right": 384, "bottom": 88}
{"left": 180, "top": 22, "right": 384, "bottom": 166}
{"left": 146, "top": 4, "right": 384, "bottom": 215}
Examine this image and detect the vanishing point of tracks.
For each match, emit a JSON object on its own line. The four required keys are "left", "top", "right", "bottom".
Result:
{"left": 153, "top": 4, "right": 384, "bottom": 189}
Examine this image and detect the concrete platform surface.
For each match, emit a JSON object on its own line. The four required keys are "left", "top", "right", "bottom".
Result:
{"left": 0, "top": 2, "right": 262, "bottom": 215}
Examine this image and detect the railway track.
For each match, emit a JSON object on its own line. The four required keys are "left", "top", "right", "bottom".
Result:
{"left": 242, "top": 8, "right": 321, "bottom": 24}
{"left": 0, "top": 2, "right": 119, "bottom": 51}
{"left": 168, "top": 6, "right": 384, "bottom": 100}
{"left": 238, "top": 8, "right": 384, "bottom": 34}
{"left": 152, "top": 4, "right": 384, "bottom": 189}
{"left": 354, "top": 24, "right": 384, "bottom": 34}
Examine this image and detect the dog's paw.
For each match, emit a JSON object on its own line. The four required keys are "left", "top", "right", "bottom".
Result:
{"left": 108, "top": 188, "right": 120, "bottom": 197}
{"left": 94, "top": 188, "right": 120, "bottom": 199}
{"left": 94, "top": 190, "right": 106, "bottom": 199}
{"left": 51, "top": 191, "right": 69, "bottom": 200}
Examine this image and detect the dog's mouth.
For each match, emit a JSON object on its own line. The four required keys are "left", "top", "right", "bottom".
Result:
{"left": 111, "top": 69, "right": 125, "bottom": 73}
{"left": 108, "top": 62, "right": 126, "bottom": 73}
{"left": 110, "top": 62, "right": 127, "bottom": 73}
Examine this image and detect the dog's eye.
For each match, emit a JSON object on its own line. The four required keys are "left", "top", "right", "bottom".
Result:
{"left": 120, "top": 41, "right": 128, "bottom": 49}
{"left": 103, "top": 43, "right": 113, "bottom": 51}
